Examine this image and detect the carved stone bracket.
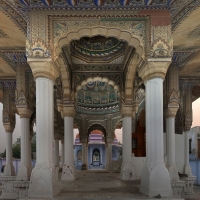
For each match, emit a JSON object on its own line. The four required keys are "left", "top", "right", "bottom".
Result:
{"left": 27, "top": 58, "right": 59, "bottom": 81}
{"left": 138, "top": 59, "right": 171, "bottom": 82}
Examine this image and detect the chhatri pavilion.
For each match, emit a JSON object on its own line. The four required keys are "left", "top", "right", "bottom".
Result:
{"left": 0, "top": 0, "right": 200, "bottom": 199}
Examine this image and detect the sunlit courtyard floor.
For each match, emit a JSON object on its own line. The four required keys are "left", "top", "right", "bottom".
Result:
{"left": 52, "top": 170, "right": 200, "bottom": 200}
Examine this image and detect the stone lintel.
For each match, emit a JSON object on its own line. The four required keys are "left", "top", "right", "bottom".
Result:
{"left": 139, "top": 59, "right": 171, "bottom": 82}
{"left": 3, "top": 123, "right": 15, "bottom": 132}
{"left": 28, "top": 58, "right": 59, "bottom": 81}
{"left": 165, "top": 105, "right": 179, "bottom": 118}
{"left": 16, "top": 106, "right": 33, "bottom": 118}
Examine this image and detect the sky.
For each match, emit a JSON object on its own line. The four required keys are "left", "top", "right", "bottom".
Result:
{"left": 0, "top": 98, "right": 199, "bottom": 153}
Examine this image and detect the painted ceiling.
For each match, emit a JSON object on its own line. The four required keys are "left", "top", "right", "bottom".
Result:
{"left": 76, "top": 81, "right": 119, "bottom": 114}
{"left": 0, "top": 0, "right": 200, "bottom": 103}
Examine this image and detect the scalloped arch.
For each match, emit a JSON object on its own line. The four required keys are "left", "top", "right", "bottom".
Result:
{"left": 55, "top": 26, "right": 144, "bottom": 101}
{"left": 87, "top": 123, "right": 107, "bottom": 142}
{"left": 56, "top": 27, "right": 144, "bottom": 58}
{"left": 76, "top": 76, "right": 119, "bottom": 94}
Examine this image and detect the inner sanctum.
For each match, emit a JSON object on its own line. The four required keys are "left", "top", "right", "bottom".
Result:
{"left": 0, "top": 1, "right": 199, "bottom": 199}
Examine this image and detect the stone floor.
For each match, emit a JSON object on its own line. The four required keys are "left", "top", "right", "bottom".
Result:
{"left": 52, "top": 170, "right": 199, "bottom": 200}
{"left": 10, "top": 170, "right": 200, "bottom": 200}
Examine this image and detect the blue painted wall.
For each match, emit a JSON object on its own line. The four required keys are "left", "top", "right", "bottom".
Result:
{"left": 74, "top": 144, "right": 121, "bottom": 170}
{"left": 190, "top": 159, "right": 200, "bottom": 185}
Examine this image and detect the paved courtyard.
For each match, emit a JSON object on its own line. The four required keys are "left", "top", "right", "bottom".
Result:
{"left": 53, "top": 170, "right": 200, "bottom": 200}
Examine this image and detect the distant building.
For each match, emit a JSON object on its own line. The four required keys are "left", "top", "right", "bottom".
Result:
{"left": 74, "top": 130, "right": 122, "bottom": 170}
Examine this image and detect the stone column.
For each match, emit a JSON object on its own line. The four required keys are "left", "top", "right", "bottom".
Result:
{"left": 166, "top": 114, "right": 179, "bottom": 180}
{"left": 3, "top": 125, "right": 15, "bottom": 176}
{"left": 139, "top": 61, "right": 172, "bottom": 197}
{"left": 120, "top": 107, "right": 135, "bottom": 180}
{"left": 61, "top": 137, "right": 64, "bottom": 168}
{"left": 165, "top": 65, "right": 180, "bottom": 180}
{"left": 61, "top": 105, "right": 75, "bottom": 181}
{"left": 106, "top": 142, "right": 112, "bottom": 171}
{"left": 2, "top": 87, "right": 16, "bottom": 176}
{"left": 81, "top": 139, "right": 87, "bottom": 169}
{"left": 28, "top": 58, "right": 60, "bottom": 198}
{"left": 184, "top": 87, "right": 193, "bottom": 175}
{"left": 54, "top": 136, "right": 60, "bottom": 171}
{"left": 17, "top": 108, "right": 33, "bottom": 181}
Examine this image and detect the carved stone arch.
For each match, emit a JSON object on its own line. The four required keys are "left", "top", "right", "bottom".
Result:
{"left": 57, "top": 54, "right": 71, "bottom": 101}
{"left": 55, "top": 27, "right": 145, "bottom": 102}
{"left": 87, "top": 123, "right": 107, "bottom": 143}
{"left": 56, "top": 27, "right": 144, "bottom": 57}
{"left": 125, "top": 53, "right": 140, "bottom": 101}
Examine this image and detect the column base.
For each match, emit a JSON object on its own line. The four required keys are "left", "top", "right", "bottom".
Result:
{"left": 140, "top": 163, "right": 172, "bottom": 197}
{"left": 61, "top": 163, "right": 75, "bottom": 181}
{"left": 167, "top": 164, "right": 179, "bottom": 181}
{"left": 4, "top": 164, "right": 16, "bottom": 176}
{"left": 17, "top": 163, "right": 32, "bottom": 181}
{"left": 184, "top": 165, "right": 192, "bottom": 175}
{"left": 120, "top": 162, "right": 135, "bottom": 180}
{"left": 28, "top": 165, "right": 60, "bottom": 198}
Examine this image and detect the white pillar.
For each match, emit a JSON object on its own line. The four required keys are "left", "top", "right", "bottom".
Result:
{"left": 17, "top": 117, "right": 32, "bottom": 181}
{"left": 82, "top": 142, "right": 87, "bottom": 169}
{"left": 184, "top": 131, "right": 192, "bottom": 175}
{"left": 140, "top": 77, "right": 172, "bottom": 197}
{"left": 166, "top": 117, "right": 179, "bottom": 180}
{"left": 28, "top": 77, "right": 60, "bottom": 198}
{"left": 4, "top": 131, "right": 15, "bottom": 176}
{"left": 106, "top": 143, "right": 112, "bottom": 171}
{"left": 54, "top": 139, "right": 60, "bottom": 170}
{"left": 61, "top": 116, "right": 75, "bottom": 181}
{"left": 120, "top": 117, "right": 135, "bottom": 180}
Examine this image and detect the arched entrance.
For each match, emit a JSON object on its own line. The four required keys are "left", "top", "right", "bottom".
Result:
{"left": 92, "top": 149, "right": 101, "bottom": 166}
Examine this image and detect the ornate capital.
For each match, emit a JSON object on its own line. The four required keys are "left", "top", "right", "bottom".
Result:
{"left": 28, "top": 58, "right": 59, "bottom": 81}
{"left": 165, "top": 107, "right": 179, "bottom": 118}
{"left": 16, "top": 107, "right": 33, "bottom": 118}
{"left": 3, "top": 123, "right": 15, "bottom": 132}
{"left": 121, "top": 104, "right": 133, "bottom": 118}
{"left": 62, "top": 104, "right": 75, "bottom": 117}
{"left": 139, "top": 59, "right": 171, "bottom": 82}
